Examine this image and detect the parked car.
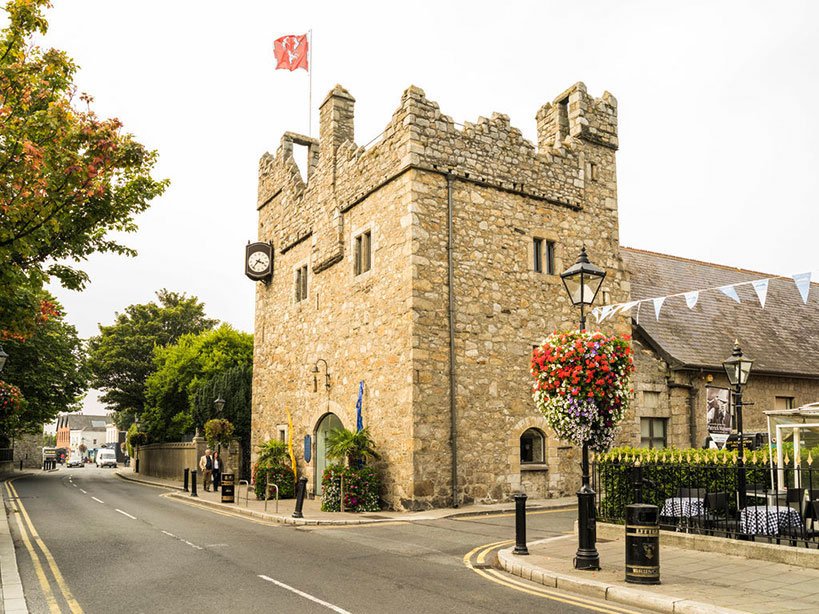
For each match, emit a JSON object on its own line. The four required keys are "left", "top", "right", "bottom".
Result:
{"left": 66, "top": 455, "right": 84, "bottom": 468}
{"left": 96, "top": 448, "right": 117, "bottom": 468}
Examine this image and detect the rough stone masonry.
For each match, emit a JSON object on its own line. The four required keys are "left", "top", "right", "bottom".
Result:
{"left": 252, "top": 82, "right": 631, "bottom": 510}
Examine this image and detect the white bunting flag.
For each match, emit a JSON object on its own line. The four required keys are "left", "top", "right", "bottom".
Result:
{"left": 591, "top": 307, "right": 601, "bottom": 322}
{"left": 684, "top": 291, "right": 699, "bottom": 309}
{"left": 793, "top": 273, "right": 812, "bottom": 305}
{"left": 752, "top": 279, "right": 769, "bottom": 308}
{"left": 620, "top": 301, "right": 640, "bottom": 314}
{"left": 653, "top": 297, "right": 665, "bottom": 321}
{"left": 598, "top": 305, "right": 615, "bottom": 322}
{"left": 635, "top": 302, "right": 642, "bottom": 326}
{"left": 719, "top": 285, "right": 741, "bottom": 303}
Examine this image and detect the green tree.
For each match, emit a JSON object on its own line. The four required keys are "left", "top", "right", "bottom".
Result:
{"left": 86, "top": 290, "right": 217, "bottom": 429}
{"left": 0, "top": 293, "right": 87, "bottom": 443}
{"left": 192, "top": 364, "right": 252, "bottom": 477}
{"left": 326, "top": 427, "right": 380, "bottom": 467}
{"left": 142, "top": 325, "right": 253, "bottom": 443}
{"left": 0, "top": 0, "right": 168, "bottom": 340}
{"left": 204, "top": 418, "right": 234, "bottom": 450}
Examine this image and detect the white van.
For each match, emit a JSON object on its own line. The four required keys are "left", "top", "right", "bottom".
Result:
{"left": 96, "top": 448, "right": 117, "bottom": 468}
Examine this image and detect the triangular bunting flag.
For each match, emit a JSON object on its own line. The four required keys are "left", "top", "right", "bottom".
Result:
{"left": 684, "top": 291, "right": 699, "bottom": 309}
{"left": 653, "top": 297, "right": 665, "bottom": 321}
{"left": 591, "top": 307, "right": 601, "bottom": 322}
{"left": 635, "top": 302, "right": 641, "bottom": 326}
{"left": 752, "top": 279, "right": 769, "bottom": 308}
{"left": 599, "top": 305, "right": 615, "bottom": 322}
{"left": 719, "top": 285, "right": 741, "bottom": 303}
{"left": 619, "top": 301, "right": 640, "bottom": 313}
{"left": 793, "top": 273, "right": 812, "bottom": 305}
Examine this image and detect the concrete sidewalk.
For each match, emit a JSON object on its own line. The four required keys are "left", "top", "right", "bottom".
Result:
{"left": 114, "top": 466, "right": 576, "bottom": 524}
{"left": 498, "top": 530, "right": 819, "bottom": 614}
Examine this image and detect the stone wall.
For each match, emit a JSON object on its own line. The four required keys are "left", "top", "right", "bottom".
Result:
{"left": 252, "top": 82, "right": 630, "bottom": 510}
{"left": 138, "top": 440, "right": 205, "bottom": 481}
{"left": 13, "top": 433, "right": 42, "bottom": 468}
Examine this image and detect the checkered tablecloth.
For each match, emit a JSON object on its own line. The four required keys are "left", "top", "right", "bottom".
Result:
{"left": 660, "top": 497, "right": 705, "bottom": 518}
{"left": 739, "top": 505, "right": 803, "bottom": 535}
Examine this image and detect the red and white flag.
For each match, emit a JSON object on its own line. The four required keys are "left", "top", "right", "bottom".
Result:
{"left": 274, "top": 34, "right": 309, "bottom": 71}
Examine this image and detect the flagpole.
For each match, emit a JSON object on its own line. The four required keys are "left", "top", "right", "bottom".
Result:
{"left": 308, "top": 29, "right": 313, "bottom": 136}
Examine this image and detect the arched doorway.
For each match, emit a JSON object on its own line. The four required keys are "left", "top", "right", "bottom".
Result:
{"left": 314, "top": 413, "right": 343, "bottom": 495}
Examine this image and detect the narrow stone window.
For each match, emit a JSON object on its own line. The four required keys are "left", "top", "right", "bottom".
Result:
{"left": 520, "top": 428, "right": 546, "bottom": 464}
{"left": 354, "top": 230, "right": 372, "bottom": 275}
{"left": 533, "top": 237, "right": 543, "bottom": 273}
{"left": 533, "top": 238, "right": 555, "bottom": 275}
{"left": 640, "top": 418, "right": 667, "bottom": 449}
{"left": 586, "top": 161, "right": 598, "bottom": 182}
{"left": 295, "top": 264, "right": 308, "bottom": 302}
{"left": 545, "top": 240, "right": 555, "bottom": 275}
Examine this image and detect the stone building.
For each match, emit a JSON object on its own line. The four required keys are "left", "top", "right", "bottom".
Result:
{"left": 251, "top": 82, "right": 632, "bottom": 510}
{"left": 622, "top": 248, "right": 819, "bottom": 450}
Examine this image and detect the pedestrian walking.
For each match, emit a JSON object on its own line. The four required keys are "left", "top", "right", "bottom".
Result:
{"left": 199, "top": 449, "right": 213, "bottom": 491}
{"left": 212, "top": 450, "right": 224, "bottom": 493}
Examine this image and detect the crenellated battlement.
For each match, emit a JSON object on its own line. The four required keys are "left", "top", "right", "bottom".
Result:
{"left": 257, "top": 82, "right": 618, "bottom": 257}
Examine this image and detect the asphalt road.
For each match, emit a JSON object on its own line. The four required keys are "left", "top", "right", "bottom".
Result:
{"left": 4, "top": 468, "right": 644, "bottom": 614}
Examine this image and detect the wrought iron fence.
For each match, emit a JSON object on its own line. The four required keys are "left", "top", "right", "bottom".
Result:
{"left": 595, "top": 450, "right": 819, "bottom": 548}
{"left": 0, "top": 448, "right": 13, "bottom": 462}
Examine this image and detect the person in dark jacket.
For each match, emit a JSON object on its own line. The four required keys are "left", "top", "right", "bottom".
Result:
{"left": 212, "top": 450, "right": 224, "bottom": 493}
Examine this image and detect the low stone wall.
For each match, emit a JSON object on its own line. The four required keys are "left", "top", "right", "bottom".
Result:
{"left": 13, "top": 433, "right": 43, "bottom": 468}
{"left": 136, "top": 440, "right": 242, "bottom": 484}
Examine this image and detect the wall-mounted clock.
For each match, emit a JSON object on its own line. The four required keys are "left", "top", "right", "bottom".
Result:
{"left": 245, "top": 242, "right": 273, "bottom": 281}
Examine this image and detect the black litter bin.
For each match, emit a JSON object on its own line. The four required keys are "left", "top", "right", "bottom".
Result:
{"left": 221, "top": 473, "right": 235, "bottom": 504}
{"left": 625, "top": 503, "right": 660, "bottom": 585}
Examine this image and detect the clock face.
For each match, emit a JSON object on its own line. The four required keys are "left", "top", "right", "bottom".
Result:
{"left": 248, "top": 251, "right": 270, "bottom": 273}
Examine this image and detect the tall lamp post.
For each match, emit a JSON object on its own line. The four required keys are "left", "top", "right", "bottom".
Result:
{"left": 723, "top": 342, "right": 753, "bottom": 508}
{"left": 133, "top": 413, "right": 140, "bottom": 474}
{"left": 560, "top": 246, "right": 607, "bottom": 571}
{"left": 213, "top": 395, "right": 226, "bottom": 454}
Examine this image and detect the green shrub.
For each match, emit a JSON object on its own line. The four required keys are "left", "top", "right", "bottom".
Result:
{"left": 597, "top": 446, "right": 773, "bottom": 521}
{"left": 321, "top": 464, "right": 380, "bottom": 512}
{"left": 254, "top": 463, "right": 295, "bottom": 500}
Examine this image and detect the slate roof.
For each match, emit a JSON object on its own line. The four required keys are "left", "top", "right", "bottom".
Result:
{"left": 56, "top": 414, "right": 108, "bottom": 431}
{"left": 621, "top": 248, "right": 819, "bottom": 377}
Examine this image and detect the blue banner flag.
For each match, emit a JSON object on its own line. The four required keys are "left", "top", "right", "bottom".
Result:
{"left": 355, "top": 381, "right": 364, "bottom": 431}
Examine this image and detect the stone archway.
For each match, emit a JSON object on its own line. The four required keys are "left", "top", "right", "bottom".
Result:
{"left": 314, "top": 412, "right": 344, "bottom": 495}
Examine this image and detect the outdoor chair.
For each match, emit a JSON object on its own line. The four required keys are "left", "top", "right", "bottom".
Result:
{"left": 694, "top": 492, "right": 733, "bottom": 535}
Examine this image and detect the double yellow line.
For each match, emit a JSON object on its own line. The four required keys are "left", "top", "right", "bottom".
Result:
{"left": 4, "top": 478, "right": 83, "bottom": 613}
{"left": 463, "top": 540, "right": 641, "bottom": 614}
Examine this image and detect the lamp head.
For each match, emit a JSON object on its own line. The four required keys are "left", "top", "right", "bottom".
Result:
{"left": 560, "top": 246, "right": 606, "bottom": 307}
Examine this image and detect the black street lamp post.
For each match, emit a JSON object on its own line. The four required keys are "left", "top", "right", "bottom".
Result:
{"left": 723, "top": 341, "right": 753, "bottom": 509}
{"left": 560, "top": 246, "right": 607, "bottom": 571}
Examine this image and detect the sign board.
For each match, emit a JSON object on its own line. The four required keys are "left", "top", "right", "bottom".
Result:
{"left": 304, "top": 435, "right": 312, "bottom": 463}
{"left": 709, "top": 433, "right": 730, "bottom": 450}
{"left": 706, "top": 387, "right": 731, "bottom": 436}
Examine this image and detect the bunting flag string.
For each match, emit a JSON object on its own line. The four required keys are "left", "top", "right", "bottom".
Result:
{"left": 593, "top": 272, "right": 812, "bottom": 324}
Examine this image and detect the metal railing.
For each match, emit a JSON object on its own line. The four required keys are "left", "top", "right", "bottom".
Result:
{"left": 595, "top": 452, "right": 819, "bottom": 548}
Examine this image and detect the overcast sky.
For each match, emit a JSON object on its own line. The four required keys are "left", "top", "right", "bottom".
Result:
{"left": 15, "top": 1, "right": 818, "bottom": 414}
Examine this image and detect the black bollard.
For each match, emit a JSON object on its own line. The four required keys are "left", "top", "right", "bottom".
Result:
{"left": 183, "top": 468, "right": 189, "bottom": 492}
{"left": 292, "top": 477, "right": 308, "bottom": 518}
{"left": 19, "top": 459, "right": 23, "bottom": 470}
{"left": 190, "top": 470, "right": 198, "bottom": 497}
{"left": 513, "top": 493, "right": 529, "bottom": 555}
{"left": 135, "top": 458, "right": 140, "bottom": 474}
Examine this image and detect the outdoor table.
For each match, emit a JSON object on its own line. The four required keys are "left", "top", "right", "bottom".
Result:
{"left": 660, "top": 497, "right": 705, "bottom": 518}
{"left": 739, "top": 505, "right": 802, "bottom": 536}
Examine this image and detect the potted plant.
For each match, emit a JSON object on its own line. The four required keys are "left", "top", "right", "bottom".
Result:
{"left": 321, "top": 427, "right": 381, "bottom": 512}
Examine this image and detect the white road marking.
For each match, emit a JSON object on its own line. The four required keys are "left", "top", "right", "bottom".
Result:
{"left": 184, "top": 540, "right": 203, "bottom": 550}
{"left": 91, "top": 497, "right": 104, "bottom": 504}
{"left": 115, "top": 509, "right": 136, "bottom": 520}
{"left": 161, "top": 530, "right": 176, "bottom": 538}
{"left": 160, "top": 529, "right": 202, "bottom": 550}
{"left": 79, "top": 489, "right": 87, "bottom": 494}
{"left": 258, "top": 575, "right": 352, "bottom": 614}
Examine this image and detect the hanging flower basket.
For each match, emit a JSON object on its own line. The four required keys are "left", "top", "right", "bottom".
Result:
{"left": 531, "top": 331, "right": 634, "bottom": 453}
{"left": 0, "top": 380, "right": 24, "bottom": 420}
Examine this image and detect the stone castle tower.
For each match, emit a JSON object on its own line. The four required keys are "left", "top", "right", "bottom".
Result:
{"left": 251, "top": 82, "right": 631, "bottom": 510}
